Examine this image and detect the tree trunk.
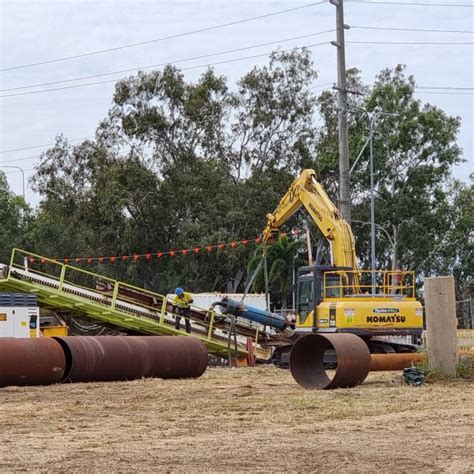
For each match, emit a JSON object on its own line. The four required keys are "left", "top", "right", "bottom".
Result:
{"left": 227, "top": 269, "right": 244, "bottom": 293}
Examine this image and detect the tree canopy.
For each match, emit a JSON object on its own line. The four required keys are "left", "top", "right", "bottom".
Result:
{"left": 0, "top": 50, "right": 468, "bottom": 305}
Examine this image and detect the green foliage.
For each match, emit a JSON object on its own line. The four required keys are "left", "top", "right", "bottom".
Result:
{"left": 0, "top": 172, "right": 31, "bottom": 263}
{"left": 414, "top": 358, "right": 447, "bottom": 381}
{"left": 27, "top": 50, "right": 317, "bottom": 298}
{"left": 415, "top": 356, "right": 474, "bottom": 381}
{"left": 431, "top": 180, "right": 473, "bottom": 297}
{"left": 315, "top": 65, "right": 466, "bottom": 293}
{"left": 456, "top": 356, "right": 474, "bottom": 379}
{"left": 0, "top": 54, "right": 466, "bottom": 309}
{"left": 248, "top": 235, "right": 305, "bottom": 308}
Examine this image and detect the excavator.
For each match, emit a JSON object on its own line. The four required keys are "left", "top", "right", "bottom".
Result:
{"left": 255, "top": 169, "right": 424, "bottom": 365}
{"left": 263, "top": 169, "right": 423, "bottom": 328}
{"left": 212, "top": 169, "right": 424, "bottom": 374}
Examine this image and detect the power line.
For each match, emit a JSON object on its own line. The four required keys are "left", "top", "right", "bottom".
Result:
{"left": 2, "top": 167, "right": 35, "bottom": 174}
{"left": 1, "top": 154, "right": 42, "bottom": 164}
{"left": 1, "top": 82, "right": 470, "bottom": 159}
{"left": 414, "top": 90, "right": 474, "bottom": 95}
{"left": 352, "top": 26, "right": 474, "bottom": 33}
{"left": 348, "top": 41, "right": 474, "bottom": 44}
{"left": 347, "top": 1, "right": 474, "bottom": 7}
{"left": 0, "top": 1, "right": 327, "bottom": 72}
{"left": 0, "top": 42, "right": 332, "bottom": 98}
{"left": 311, "top": 82, "right": 474, "bottom": 95}
{"left": 0, "top": 30, "right": 336, "bottom": 93}
{"left": 0, "top": 136, "right": 94, "bottom": 154}
{"left": 310, "top": 82, "right": 335, "bottom": 90}
{"left": 416, "top": 86, "right": 474, "bottom": 90}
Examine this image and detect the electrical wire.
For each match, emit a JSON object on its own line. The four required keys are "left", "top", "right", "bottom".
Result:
{"left": 1, "top": 154, "right": 42, "bottom": 164}
{"left": 0, "top": 1, "right": 327, "bottom": 72}
{"left": 351, "top": 26, "right": 474, "bottom": 33}
{"left": 414, "top": 90, "right": 474, "bottom": 95}
{"left": 0, "top": 30, "right": 336, "bottom": 93}
{"left": 2, "top": 167, "right": 35, "bottom": 174}
{"left": 416, "top": 86, "right": 474, "bottom": 90}
{"left": 310, "top": 82, "right": 335, "bottom": 90}
{"left": 0, "top": 136, "right": 93, "bottom": 154}
{"left": 0, "top": 42, "right": 332, "bottom": 98}
{"left": 309, "top": 83, "right": 474, "bottom": 95}
{"left": 1, "top": 82, "right": 470, "bottom": 159}
{"left": 348, "top": 41, "right": 474, "bottom": 44}
{"left": 346, "top": 1, "right": 474, "bottom": 7}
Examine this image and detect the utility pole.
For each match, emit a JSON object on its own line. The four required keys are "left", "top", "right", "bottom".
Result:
{"left": 331, "top": 0, "right": 351, "bottom": 224}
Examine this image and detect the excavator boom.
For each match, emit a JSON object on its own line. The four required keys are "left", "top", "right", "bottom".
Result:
{"left": 263, "top": 169, "right": 358, "bottom": 270}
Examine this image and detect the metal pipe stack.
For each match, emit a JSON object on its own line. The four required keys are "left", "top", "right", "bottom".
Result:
{"left": 0, "top": 336, "right": 208, "bottom": 388}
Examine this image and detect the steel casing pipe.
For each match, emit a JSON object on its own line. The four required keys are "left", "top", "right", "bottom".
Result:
{"left": 54, "top": 335, "right": 208, "bottom": 383}
{"left": 0, "top": 337, "right": 66, "bottom": 387}
{"left": 370, "top": 351, "right": 474, "bottom": 371}
{"left": 290, "top": 333, "right": 371, "bottom": 389}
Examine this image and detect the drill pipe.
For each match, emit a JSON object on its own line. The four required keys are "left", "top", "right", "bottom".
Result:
{"left": 370, "top": 351, "right": 474, "bottom": 371}
{"left": 54, "top": 335, "right": 208, "bottom": 383}
{"left": 290, "top": 333, "right": 371, "bottom": 390}
{"left": 0, "top": 337, "right": 66, "bottom": 388}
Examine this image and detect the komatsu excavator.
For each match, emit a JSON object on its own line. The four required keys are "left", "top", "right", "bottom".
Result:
{"left": 262, "top": 169, "right": 423, "bottom": 362}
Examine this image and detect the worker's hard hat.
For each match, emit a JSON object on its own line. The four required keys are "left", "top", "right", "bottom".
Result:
{"left": 175, "top": 287, "right": 184, "bottom": 296}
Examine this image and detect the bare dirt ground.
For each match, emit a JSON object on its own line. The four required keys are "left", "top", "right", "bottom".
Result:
{"left": 0, "top": 366, "right": 472, "bottom": 472}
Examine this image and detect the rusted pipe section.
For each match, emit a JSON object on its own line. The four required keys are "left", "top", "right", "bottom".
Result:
{"left": 370, "top": 352, "right": 425, "bottom": 371}
{"left": 139, "top": 335, "right": 208, "bottom": 379}
{"left": 370, "top": 351, "right": 474, "bottom": 371}
{"left": 290, "top": 333, "right": 371, "bottom": 389}
{"left": 0, "top": 337, "right": 65, "bottom": 388}
{"left": 54, "top": 335, "right": 208, "bottom": 383}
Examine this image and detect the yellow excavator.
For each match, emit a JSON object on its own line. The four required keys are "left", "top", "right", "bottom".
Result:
{"left": 262, "top": 169, "right": 424, "bottom": 365}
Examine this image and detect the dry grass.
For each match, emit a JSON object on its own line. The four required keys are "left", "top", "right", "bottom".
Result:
{"left": 0, "top": 366, "right": 473, "bottom": 472}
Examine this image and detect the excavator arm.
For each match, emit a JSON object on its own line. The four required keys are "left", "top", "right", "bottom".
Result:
{"left": 263, "top": 169, "right": 358, "bottom": 270}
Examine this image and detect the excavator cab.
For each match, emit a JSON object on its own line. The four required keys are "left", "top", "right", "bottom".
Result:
{"left": 296, "top": 272, "right": 313, "bottom": 325}
{"left": 296, "top": 265, "right": 349, "bottom": 328}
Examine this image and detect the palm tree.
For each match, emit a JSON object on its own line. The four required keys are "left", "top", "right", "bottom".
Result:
{"left": 247, "top": 235, "right": 305, "bottom": 309}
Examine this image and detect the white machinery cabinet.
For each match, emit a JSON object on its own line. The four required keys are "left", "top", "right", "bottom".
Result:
{"left": 0, "top": 294, "right": 39, "bottom": 338}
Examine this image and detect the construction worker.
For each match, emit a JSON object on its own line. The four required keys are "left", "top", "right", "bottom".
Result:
{"left": 173, "top": 287, "right": 193, "bottom": 333}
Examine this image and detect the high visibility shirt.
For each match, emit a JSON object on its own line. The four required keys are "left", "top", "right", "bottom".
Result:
{"left": 173, "top": 292, "right": 193, "bottom": 308}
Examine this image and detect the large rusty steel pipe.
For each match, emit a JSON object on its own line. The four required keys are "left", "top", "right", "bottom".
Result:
{"left": 290, "top": 333, "right": 371, "bottom": 389}
{"left": 0, "top": 337, "right": 65, "bottom": 388}
{"left": 54, "top": 336, "right": 208, "bottom": 383}
{"left": 139, "top": 336, "right": 208, "bottom": 379}
{"left": 370, "top": 351, "right": 474, "bottom": 372}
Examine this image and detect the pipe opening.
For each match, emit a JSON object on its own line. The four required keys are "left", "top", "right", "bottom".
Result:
{"left": 53, "top": 336, "right": 73, "bottom": 383}
{"left": 290, "top": 333, "right": 371, "bottom": 390}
